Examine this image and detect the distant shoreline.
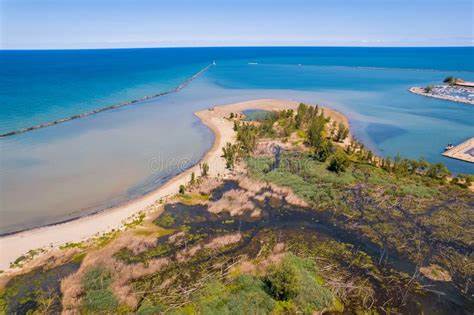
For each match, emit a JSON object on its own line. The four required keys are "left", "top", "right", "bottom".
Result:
{"left": 409, "top": 86, "right": 474, "bottom": 105}
{"left": 0, "top": 63, "right": 213, "bottom": 138}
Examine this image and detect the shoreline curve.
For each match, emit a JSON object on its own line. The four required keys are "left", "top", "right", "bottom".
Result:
{"left": 0, "top": 99, "right": 349, "bottom": 271}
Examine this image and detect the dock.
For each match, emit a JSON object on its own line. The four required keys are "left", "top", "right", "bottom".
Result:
{"left": 442, "top": 137, "right": 474, "bottom": 163}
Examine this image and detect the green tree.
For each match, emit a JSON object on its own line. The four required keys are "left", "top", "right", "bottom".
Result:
{"left": 236, "top": 123, "right": 257, "bottom": 154}
{"left": 179, "top": 185, "right": 185, "bottom": 194}
{"left": 424, "top": 85, "right": 434, "bottom": 93}
{"left": 313, "top": 140, "right": 333, "bottom": 162}
{"left": 233, "top": 120, "right": 240, "bottom": 132}
{"left": 335, "top": 122, "right": 349, "bottom": 142}
{"left": 443, "top": 76, "right": 458, "bottom": 86}
{"left": 221, "top": 142, "right": 238, "bottom": 170}
{"left": 263, "top": 259, "right": 300, "bottom": 301}
{"left": 327, "top": 149, "right": 349, "bottom": 173}
{"left": 426, "top": 163, "right": 451, "bottom": 180}
{"left": 190, "top": 172, "right": 195, "bottom": 185}
{"left": 307, "top": 114, "right": 327, "bottom": 148}
{"left": 200, "top": 162, "right": 209, "bottom": 177}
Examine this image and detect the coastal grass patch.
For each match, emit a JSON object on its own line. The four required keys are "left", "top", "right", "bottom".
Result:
{"left": 161, "top": 253, "right": 339, "bottom": 315}
{"left": 154, "top": 213, "right": 176, "bottom": 228}
{"left": 247, "top": 150, "right": 473, "bottom": 273}
{"left": 60, "top": 241, "right": 87, "bottom": 250}
{"left": 9, "top": 248, "right": 45, "bottom": 269}
{"left": 177, "top": 192, "right": 210, "bottom": 206}
{"left": 81, "top": 266, "right": 118, "bottom": 313}
{"left": 114, "top": 243, "right": 172, "bottom": 265}
{"left": 93, "top": 229, "right": 121, "bottom": 248}
{"left": 124, "top": 212, "right": 146, "bottom": 229}
{"left": 1, "top": 262, "right": 80, "bottom": 314}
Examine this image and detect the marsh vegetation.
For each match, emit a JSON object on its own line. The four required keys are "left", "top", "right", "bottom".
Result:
{"left": 1, "top": 103, "right": 472, "bottom": 314}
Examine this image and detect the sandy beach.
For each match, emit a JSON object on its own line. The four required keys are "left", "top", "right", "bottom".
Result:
{"left": 0, "top": 99, "right": 349, "bottom": 271}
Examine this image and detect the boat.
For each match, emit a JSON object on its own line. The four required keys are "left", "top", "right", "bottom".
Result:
{"left": 444, "top": 144, "right": 454, "bottom": 151}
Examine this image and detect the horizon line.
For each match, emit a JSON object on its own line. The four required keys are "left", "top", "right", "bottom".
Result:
{"left": 1, "top": 44, "right": 474, "bottom": 51}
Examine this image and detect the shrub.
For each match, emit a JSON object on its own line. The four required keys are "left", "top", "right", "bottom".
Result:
{"left": 443, "top": 76, "right": 458, "bottom": 86}
{"left": 179, "top": 184, "right": 186, "bottom": 194}
{"left": 313, "top": 140, "right": 333, "bottom": 162}
{"left": 327, "top": 149, "right": 349, "bottom": 173}
{"left": 201, "top": 162, "right": 209, "bottom": 177}
{"left": 263, "top": 254, "right": 335, "bottom": 312}
{"left": 155, "top": 213, "right": 175, "bottom": 228}
{"left": 263, "top": 257, "right": 300, "bottom": 300}
{"left": 335, "top": 122, "right": 349, "bottom": 142}
{"left": 221, "top": 142, "right": 238, "bottom": 169}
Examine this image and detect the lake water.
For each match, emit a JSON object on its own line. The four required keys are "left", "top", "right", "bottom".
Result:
{"left": 1, "top": 47, "right": 473, "bottom": 234}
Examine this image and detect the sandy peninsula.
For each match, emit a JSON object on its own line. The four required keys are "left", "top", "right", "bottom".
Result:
{"left": 0, "top": 99, "right": 349, "bottom": 271}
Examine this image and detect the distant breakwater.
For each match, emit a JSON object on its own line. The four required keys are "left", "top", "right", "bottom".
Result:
{"left": 409, "top": 86, "right": 474, "bottom": 105}
{"left": 0, "top": 63, "right": 214, "bottom": 138}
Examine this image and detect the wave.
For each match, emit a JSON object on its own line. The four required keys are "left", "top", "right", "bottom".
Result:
{"left": 0, "top": 63, "right": 214, "bottom": 138}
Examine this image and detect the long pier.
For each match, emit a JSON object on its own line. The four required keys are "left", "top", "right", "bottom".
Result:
{"left": 0, "top": 63, "right": 214, "bottom": 138}
{"left": 442, "top": 137, "right": 474, "bottom": 164}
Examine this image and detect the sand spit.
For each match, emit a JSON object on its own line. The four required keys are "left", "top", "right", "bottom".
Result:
{"left": 0, "top": 99, "right": 348, "bottom": 271}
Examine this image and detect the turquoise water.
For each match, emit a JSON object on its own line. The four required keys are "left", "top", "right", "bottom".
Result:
{"left": 0, "top": 47, "right": 473, "bottom": 234}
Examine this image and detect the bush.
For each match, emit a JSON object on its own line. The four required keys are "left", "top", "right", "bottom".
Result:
{"left": 443, "top": 76, "right": 458, "bottom": 85}
{"left": 186, "top": 276, "right": 274, "bottom": 315}
{"left": 155, "top": 213, "right": 175, "bottom": 228}
{"left": 264, "top": 257, "right": 300, "bottom": 300}
{"left": 327, "top": 149, "right": 349, "bottom": 173}
{"left": 179, "top": 184, "right": 186, "bottom": 194}
{"left": 263, "top": 254, "right": 335, "bottom": 312}
{"left": 313, "top": 140, "right": 333, "bottom": 162}
{"left": 221, "top": 142, "right": 239, "bottom": 169}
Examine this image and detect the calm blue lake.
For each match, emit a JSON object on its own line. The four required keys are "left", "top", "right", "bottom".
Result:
{"left": 1, "top": 47, "right": 473, "bottom": 233}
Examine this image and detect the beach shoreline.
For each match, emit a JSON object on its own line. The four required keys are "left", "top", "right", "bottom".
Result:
{"left": 0, "top": 99, "right": 349, "bottom": 271}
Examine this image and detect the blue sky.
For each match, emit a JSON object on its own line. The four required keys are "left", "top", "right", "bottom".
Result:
{"left": 1, "top": 0, "right": 473, "bottom": 49}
